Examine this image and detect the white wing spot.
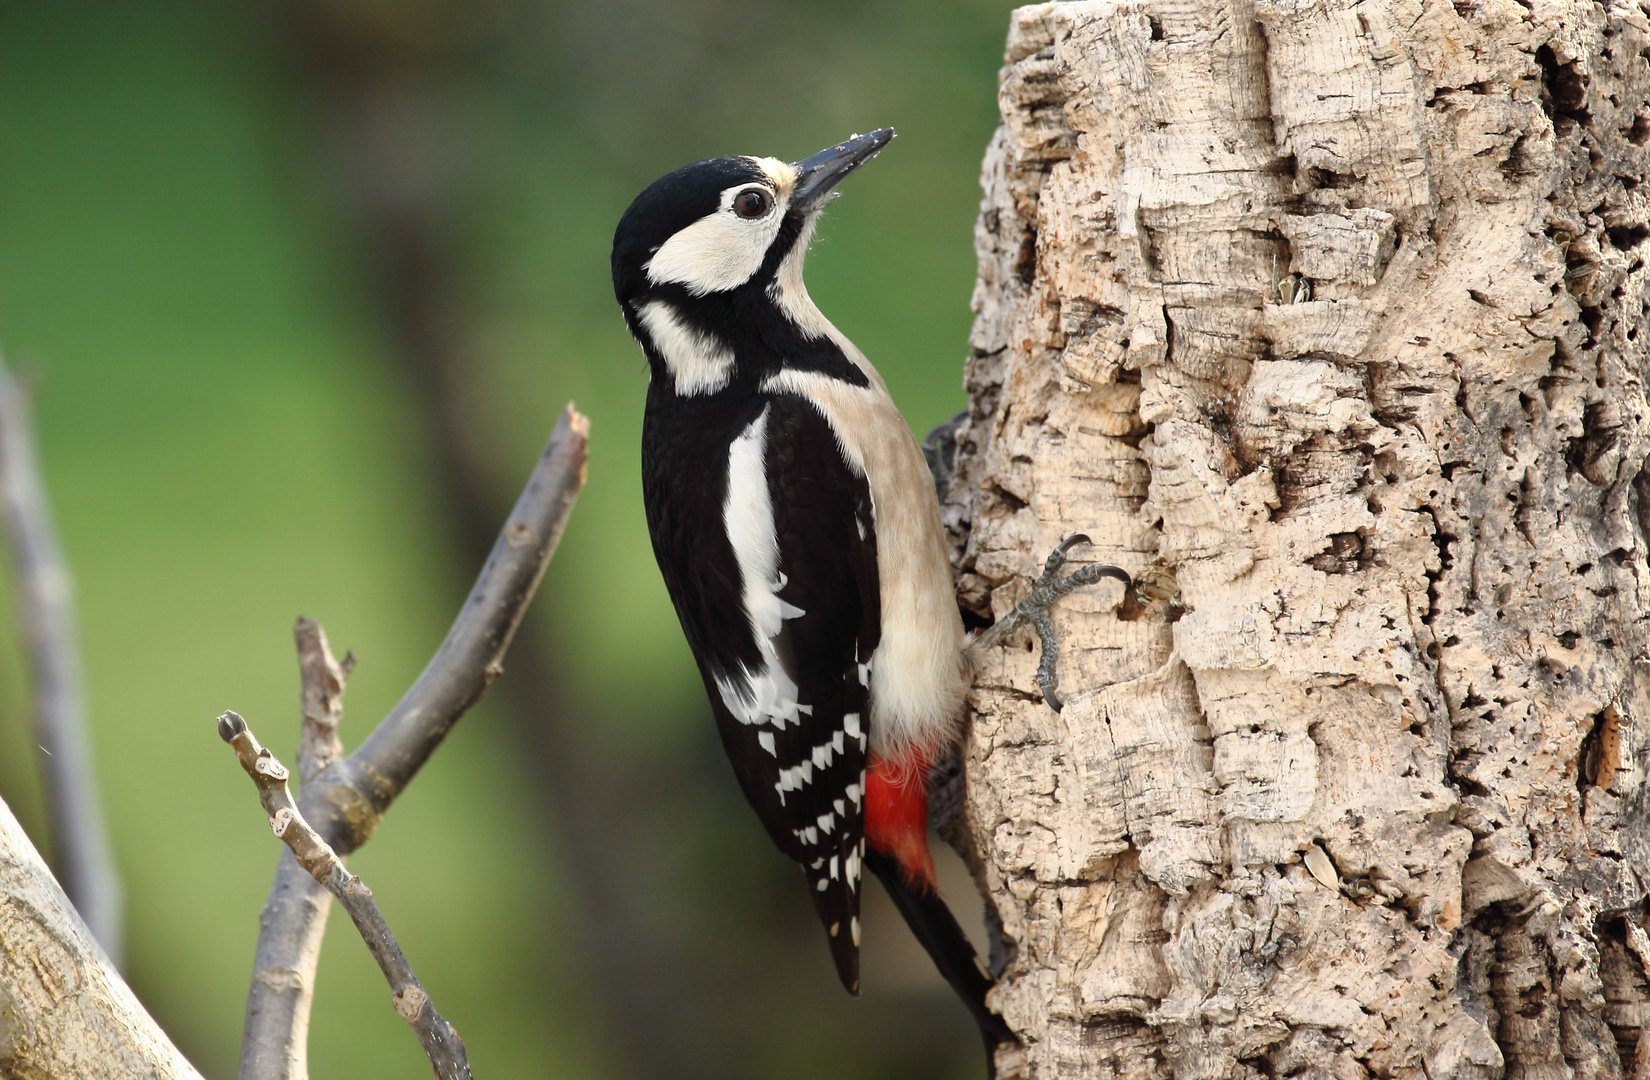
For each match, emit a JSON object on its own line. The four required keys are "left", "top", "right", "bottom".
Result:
{"left": 817, "top": 813, "right": 835, "bottom": 835}
{"left": 851, "top": 917, "right": 861, "bottom": 947}
{"left": 758, "top": 731, "right": 776, "bottom": 756}
{"left": 716, "top": 407, "right": 812, "bottom": 730}
{"left": 846, "top": 783, "right": 862, "bottom": 808}
{"left": 804, "top": 827, "right": 819, "bottom": 845}
{"left": 777, "top": 760, "right": 816, "bottom": 794}
{"left": 817, "top": 877, "right": 829, "bottom": 892}
{"left": 834, "top": 799, "right": 846, "bottom": 816}
{"left": 843, "top": 713, "right": 861, "bottom": 740}
{"left": 829, "top": 855, "right": 840, "bottom": 881}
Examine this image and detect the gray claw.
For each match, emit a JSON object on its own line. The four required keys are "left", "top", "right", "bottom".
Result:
{"left": 923, "top": 410, "right": 968, "bottom": 501}
{"left": 1049, "top": 533, "right": 1092, "bottom": 563}
{"left": 1031, "top": 609, "right": 1065, "bottom": 711}
{"left": 974, "top": 536, "right": 1133, "bottom": 712}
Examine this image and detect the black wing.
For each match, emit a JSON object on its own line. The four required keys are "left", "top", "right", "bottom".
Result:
{"left": 642, "top": 386, "right": 880, "bottom": 993}
{"left": 750, "top": 392, "right": 880, "bottom": 993}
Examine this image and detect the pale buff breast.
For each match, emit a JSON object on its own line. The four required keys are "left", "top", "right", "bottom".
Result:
{"left": 763, "top": 362, "right": 968, "bottom": 766}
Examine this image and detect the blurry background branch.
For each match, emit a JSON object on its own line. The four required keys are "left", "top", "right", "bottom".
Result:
{"left": 219, "top": 709, "right": 472, "bottom": 1080}
{"left": 240, "top": 406, "right": 585, "bottom": 1080}
{"left": 0, "top": 351, "right": 122, "bottom": 963}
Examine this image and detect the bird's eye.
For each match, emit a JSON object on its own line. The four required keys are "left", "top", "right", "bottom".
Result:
{"left": 734, "top": 188, "right": 772, "bottom": 219}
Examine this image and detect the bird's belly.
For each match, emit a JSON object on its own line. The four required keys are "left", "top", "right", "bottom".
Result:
{"left": 866, "top": 520, "right": 968, "bottom": 763}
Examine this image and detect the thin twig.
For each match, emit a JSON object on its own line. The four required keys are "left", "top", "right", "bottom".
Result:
{"left": 218, "top": 711, "right": 471, "bottom": 1080}
{"left": 340, "top": 405, "right": 588, "bottom": 808}
{"left": 294, "top": 618, "right": 350, "bottom": 784}
{"left": 0, "top": 352, "right": 122, "bottom": 963}
{"left": 238, "top": 405, "right": 587, "bottom": 1080}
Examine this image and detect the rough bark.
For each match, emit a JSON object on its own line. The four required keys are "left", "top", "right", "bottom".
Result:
{"left": 945, "top": 1, "right": 1650, "bottom": 1077}
{"left": 0, "top": 791, "right": 201, "bottom": 1079}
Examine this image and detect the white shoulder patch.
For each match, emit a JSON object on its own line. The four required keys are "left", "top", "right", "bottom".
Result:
{"left": 636, "top": 300, "right": 735, "bottom": 396}
{"left": 717, "top": 406, "right": 808, "bottom": 729}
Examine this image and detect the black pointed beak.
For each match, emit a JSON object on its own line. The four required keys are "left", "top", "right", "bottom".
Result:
{"left": 791, "top": 128, "right": 894, "bottom": 211}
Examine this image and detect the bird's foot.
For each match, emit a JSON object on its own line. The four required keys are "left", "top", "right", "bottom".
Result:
{"left": 971, "top": 536, "right": 1132, "bottom": 712}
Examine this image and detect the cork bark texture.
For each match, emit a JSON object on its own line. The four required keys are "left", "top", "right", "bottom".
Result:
{"left": 943, "top": 1, "right": 1650, "bottom": 1077}
{"left": 0, "top": 795, "right": 202, "bottom": 1079}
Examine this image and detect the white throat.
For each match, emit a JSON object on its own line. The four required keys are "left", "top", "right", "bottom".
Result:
{"left": 766, "top": 212, "right": 834, "bottom": 340}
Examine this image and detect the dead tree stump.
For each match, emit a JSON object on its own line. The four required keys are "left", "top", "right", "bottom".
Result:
{"left": 945, "top": 1, "right": 1650, "bottom": 1076}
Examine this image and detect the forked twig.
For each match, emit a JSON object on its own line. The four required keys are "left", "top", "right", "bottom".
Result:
{"left": 218, "top": 711, "right": 471, "bottom": 1080}
{"left": 238, "top": 405, "right": 587, "bottom": 1080}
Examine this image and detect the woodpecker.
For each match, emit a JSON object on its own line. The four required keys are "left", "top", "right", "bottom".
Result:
{"left": 612, "top": 130, "right": 1130, "bottom": 1059}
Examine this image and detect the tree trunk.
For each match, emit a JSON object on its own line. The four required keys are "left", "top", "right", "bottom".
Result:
{"left": 0, "top": 792, "right": 202, "bottom": 1079}
{"left": 945, "top": 1, "right": 1650, "bottom": 1076}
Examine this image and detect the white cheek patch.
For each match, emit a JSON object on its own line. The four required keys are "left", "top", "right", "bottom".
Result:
{"left": 646, "top": 179, "right": 789, "bottom": 295}
{"left": 636, "top": 300, "right": 734, "bottom": 396}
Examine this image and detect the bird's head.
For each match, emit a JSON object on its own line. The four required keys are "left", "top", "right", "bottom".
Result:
{"left": 612, "top": 129, "right": 893, "bottom": 354}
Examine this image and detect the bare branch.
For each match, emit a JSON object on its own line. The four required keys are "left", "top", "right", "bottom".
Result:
{"left": 338, "top": 404, "right": 589, "bottom": 819}
{"left": 219, "top": 711, "right": 472, "bottom": 1080}
{"left": 294, "top": 618, "right": 350, "bottom": 784}
{"left": 238, "top": 405, "right": 587, "bottom": 1080}
{"left": 0, "top": 789, "right": 201, "bottom": 1078}
{"left": 0, "top": 351, "right": 122, "bottom": 963}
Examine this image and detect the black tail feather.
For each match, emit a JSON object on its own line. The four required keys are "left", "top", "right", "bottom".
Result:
{"left": 865, "top": 848, "right": 1016, "bottom": 1071}
{"left": 807, "top": 865, "right": 862, "bottom": 996}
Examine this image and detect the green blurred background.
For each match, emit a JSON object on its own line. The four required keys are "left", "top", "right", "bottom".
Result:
{"left": 0, "top": 1, "right": 1007, "bottom": 1076}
